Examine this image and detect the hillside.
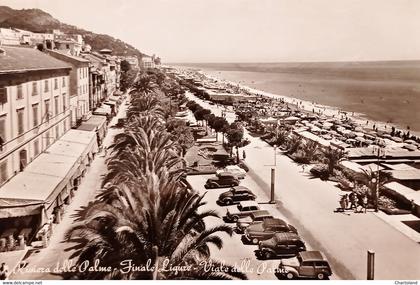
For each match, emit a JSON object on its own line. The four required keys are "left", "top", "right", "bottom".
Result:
{"left": 0, "top": 6, "right": 145, "bottom": 58}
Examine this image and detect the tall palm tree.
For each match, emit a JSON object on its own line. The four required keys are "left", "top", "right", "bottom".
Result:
{"left": 132, "top": 75, "right": 155, "bottom": 95}
{"left": 64, "top": 181, "right": 246, "bottom": 280}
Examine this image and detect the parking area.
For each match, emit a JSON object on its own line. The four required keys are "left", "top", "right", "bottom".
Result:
{"left": 187, "top": 174, "right": 338, "bottom": 280}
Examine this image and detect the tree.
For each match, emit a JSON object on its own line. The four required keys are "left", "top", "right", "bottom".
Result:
{"left": 226, "top": 123, "right": 245, "bottom": 164}
{"left": 212, "top": 117, "right": 228, "bottom": 141}
{"left": 360, "top": 168, "right": 393, "bottom": 211}
{"left": 321, "top": 147, "right": 347, "bottom": 178}
{"left": 120, "top": 60, "right": 131, "bottom": 73}
{"left": 133, "top": 75, "right": 155, "bottom": 95}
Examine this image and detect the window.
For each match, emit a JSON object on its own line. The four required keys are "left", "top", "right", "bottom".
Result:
{"left": 32, "top": 82, "right": 38, "bottom": 96}
{"left": 17, "top": 84, "right": 23, "bottom": 100}
{"left": 63, "top": 94, "right": 66, "bottom": 111}
{"left": 44, "top": 80, "right": 49, "bottom": 92}
{"left": 17, "top": 108, "right": 25, "bottom": 135}
{"left": 54, "top": 78, "right": 58, "bottom": 90}
{"left": 32, "top": 104, "right": 39, "bottom": 127}
{"left": 0, "top": 87, "right": 7, "bottom": 104}
{"left": 45, "top": 99, "right": 50, "bottom": 122}
{"left": 62, "top": 77, "right": 66, "bottom": 87}
{"left": 55, "top": 96, "right": 59, "bottom": 115}
{"left": 55, "top": 125, "right": 60, "bottom": 139}
{"left": 0, "top": 160, "right": 8, "bottom": 184}
{"left": 0, "top": 117, "right": 5, "bottom": 151}
{"left": 34, "top": 139, "right": 40, "bottom": 156}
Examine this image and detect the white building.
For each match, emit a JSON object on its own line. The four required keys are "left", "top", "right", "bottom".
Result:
{"left": 0, "top": 46, "right": 71, "bottom": 186}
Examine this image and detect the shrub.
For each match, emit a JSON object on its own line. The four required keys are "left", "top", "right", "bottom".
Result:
{"left": 310, "top": 164, "right": 330, "bottom": 180}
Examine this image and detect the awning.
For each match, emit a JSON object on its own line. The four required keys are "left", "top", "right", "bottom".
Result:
{"left": 77, "top": 115, "right": 107, "bottom": 132}
{"left": 0, "top": 130, "right": 98, "bottom": 219}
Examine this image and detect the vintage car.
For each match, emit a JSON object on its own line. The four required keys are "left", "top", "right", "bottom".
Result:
{"left": 236, "top": 211, "right": 273, "bottom": 233}
{"left": 217, "top": 186, "right": 256, "bottom": 206}
{"left": 216, "top": 165, "right": 247, "bottom": 179}
{"left": 205, "top": 173, "right": 239, "bottom": 189}
{"left": 223, "top": 201, "right": 261, "bottom": 223}
{"left": 243, "top": 218, "right": 298, "bottom": 244}
{"left": 257, "top": 232, "right": 306, "bottom": 259}
{"left": 278, "top": 251, "right": 332, "bottom": 280}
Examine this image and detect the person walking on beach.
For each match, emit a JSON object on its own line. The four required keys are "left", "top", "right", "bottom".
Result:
{"left": 0, "top": 263, "right": 9, "bottom": 280}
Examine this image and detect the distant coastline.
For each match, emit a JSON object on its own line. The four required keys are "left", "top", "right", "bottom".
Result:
{"left": 172, "top": 61, "right": 420, "bottom": 134}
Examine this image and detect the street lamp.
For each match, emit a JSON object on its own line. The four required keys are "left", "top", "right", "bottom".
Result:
{"left": 373, "top": 147, "right": 386, "bottom": 212}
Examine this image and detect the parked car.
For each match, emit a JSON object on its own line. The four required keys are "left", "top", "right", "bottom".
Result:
{"left": 217, "top": 186, "right": 256, "bottom": 206}
{"left": 277, "top": 251, "right": 332, "bottom": 280}
{"left": 205, "top": 173, "right": 239, "bottom": 189}
{"left": 236, "top": 211, "right": 273, "bottom": 233}
{"left": 257, "top": 232, "right": 306, "bottom": 259}
{"left": 243, "top": 218, "right": 298, "bottom": 244}
{"left": 216, "top": 165, "right": 247, "bottom": 179}
{"left": 224, "top": 201, "right": 261, "bottom": 223}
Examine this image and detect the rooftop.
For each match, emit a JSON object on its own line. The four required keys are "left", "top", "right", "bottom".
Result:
{"left": 0, "top": 46, "right": 71, "bottom": 74}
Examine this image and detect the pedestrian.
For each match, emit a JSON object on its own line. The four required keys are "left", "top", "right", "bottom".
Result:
{"left": 242, "top": 150, "right": 246, "bottom": 160}
{"left": 349, "top": 192, "right": 356, "bottom": 209}
{"left": 339, "top": 197, "right": 346, "bottom": 212}
{"left": 301, "top": 164, "right": 306, "bottom": 173}
{"left": 363, "top": 195, "right": 368, "bottom": 213}
{"left": 355, "top": 195, "right": 363, "bottom": 213}
{"left": 343, "top": 194, "right": 349, "bottom": 210}
{"left": 0, "top": 263, "right": 9, "bottom": 280}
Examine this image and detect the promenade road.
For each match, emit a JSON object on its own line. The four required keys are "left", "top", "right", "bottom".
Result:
{"left": 185, "top": 91, "right": 420, "bottom": 280}
{"left": 11, "top": 98, "right": 128, "bottom": 280}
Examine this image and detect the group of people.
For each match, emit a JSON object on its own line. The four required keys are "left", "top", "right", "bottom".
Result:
{"left": 337, "top": 192, "right": 369, "bottom": 213}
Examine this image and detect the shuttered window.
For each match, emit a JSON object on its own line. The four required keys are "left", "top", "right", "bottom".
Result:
{"left": 32, "top": 104, "right": 39, "bottom": 127}
{"left": 17, "top": 108, "right": 25, "bottom": 135}
{"left": 17, "top": 84, "right": 23, "bottom": 99}
{"left": 0, "top": 160, "right": 8, "bottom": 184}
{"left": 0, "top": 87, "right": 7, "bottom": 104}
{"left": 32, "top": 82, "right": 38, "bottom": 96}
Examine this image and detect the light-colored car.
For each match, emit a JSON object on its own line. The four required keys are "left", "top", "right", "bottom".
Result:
{"left": 216, "top": 165, "right": 247, "bottom": 179}
{"left": 278, "top": 251, "right": 332, "bottom": 280}
{"left": 224, "top": 201, "right": 261, "bottom": 223}
{"left": 236, "top": 210, "right": 273, "bottom": 233}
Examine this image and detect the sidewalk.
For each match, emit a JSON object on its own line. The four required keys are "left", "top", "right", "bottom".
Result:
{"left": 186, "top": 91, "right": 420, "bottom": 280}
{"left": 10, "top": 99, "right": 128, "bottom": 280}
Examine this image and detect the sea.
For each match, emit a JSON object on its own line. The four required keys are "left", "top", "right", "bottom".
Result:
{"left": 174, "top": 62, "right": 420, "bottom": 134}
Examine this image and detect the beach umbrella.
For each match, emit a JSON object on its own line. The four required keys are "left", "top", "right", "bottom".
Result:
{"left": 391, "top": 137, "right": 403, "bottom": 143}
{"left": 404, "top": 139, "right": 416, "bottom": 144}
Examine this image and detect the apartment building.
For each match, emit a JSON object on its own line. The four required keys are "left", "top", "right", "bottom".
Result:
{"left": 47, "top": 50, "right": 90, "bottom": 127}
{"left": 0, "top": 46, "right": 71, "bottom": 186}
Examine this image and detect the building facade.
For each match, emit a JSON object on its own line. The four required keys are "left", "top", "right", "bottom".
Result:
{"left": 47, "top": 50, "right": 90, "bottom": 127}
{"left": 0, "top": 46, "right": 71, "bottom": 186}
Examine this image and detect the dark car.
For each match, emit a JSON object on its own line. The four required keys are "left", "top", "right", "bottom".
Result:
{"left": 243, "top": 218, "right": 298, "bottom": 244}
{"left": 236, "top": 211, "right": 273, "bottom": 234}
{"left": 278, "top": 251, "right": 332, "bottom": 280}
{"left": 257, "top": 232, "right": 306, "bottom": 259}
{"left": 217, "top": 186, "right": 256, "bottom": 206}
{"left": 205, "top": 173, "right": 239, "bottom": 189}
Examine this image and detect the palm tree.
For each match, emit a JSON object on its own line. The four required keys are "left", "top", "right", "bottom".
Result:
{"left": 132, "top": 75, "right": 155, "bottom": 95}
{"left": 320, "top": 147, "right": 347, "bottom": 177}
{"left": 302, "top": 140, "right": 319, "bottom": 163}
{"left": 360, "top": 168, "right": 393, "bottom": 211}
{"left": 64, "top": 181, "right": 246, "bottom": 280}
{"left": 286, "top": 135, "right": 302, "bottom": 155}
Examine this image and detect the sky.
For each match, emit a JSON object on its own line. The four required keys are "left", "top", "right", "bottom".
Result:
{"left": 1, "top": 0, "right": 420, "bottom": 63}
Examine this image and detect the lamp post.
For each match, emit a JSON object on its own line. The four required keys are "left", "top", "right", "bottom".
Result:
{"left": 373, "top": 147, "right": 385, "bottom": 212}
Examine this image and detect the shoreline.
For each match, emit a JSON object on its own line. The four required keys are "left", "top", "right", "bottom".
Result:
{"left": 195, "top": 69, "right": 420, "bottom": 138}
